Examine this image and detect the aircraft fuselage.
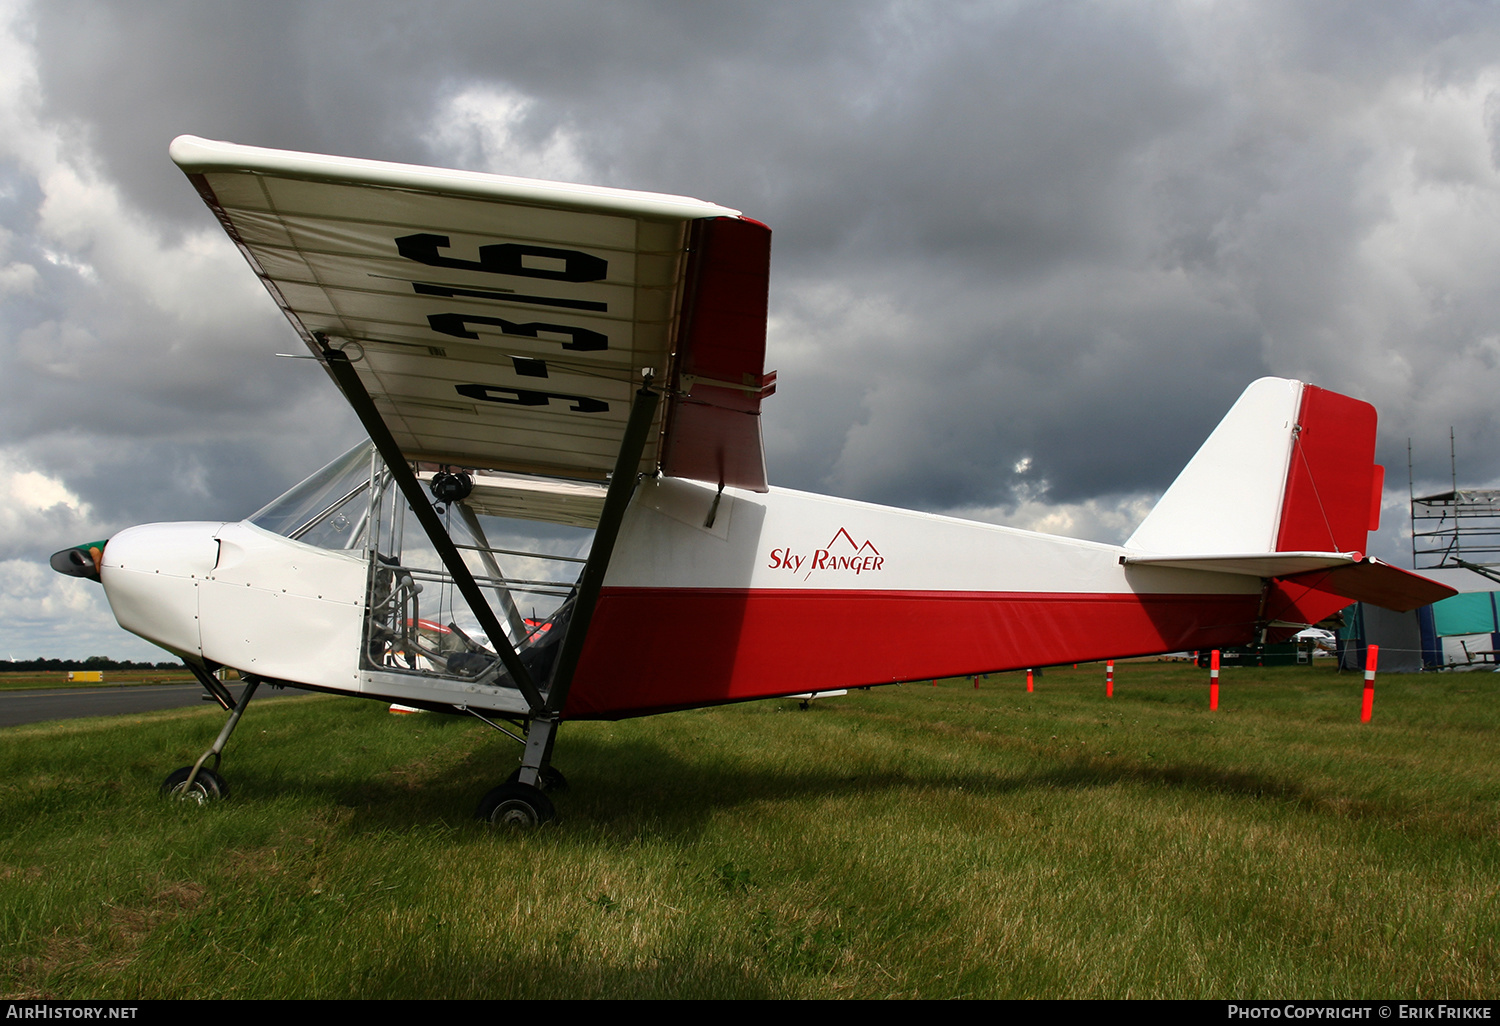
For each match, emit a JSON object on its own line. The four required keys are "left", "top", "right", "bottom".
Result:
{"left": 100, "top": 477, "right": 1262, "bottom": 720}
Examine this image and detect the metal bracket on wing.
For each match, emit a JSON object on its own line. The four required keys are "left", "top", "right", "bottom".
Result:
{"left": 316, "top": 335, "right": 546, "bottom": 716}
{"left": 678, "top": 371, "right": 777, "bottom": 398}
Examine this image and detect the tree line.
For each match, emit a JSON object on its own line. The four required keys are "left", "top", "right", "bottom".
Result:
{"left": 3, "top": 656, "right": 186, "bottom": 672}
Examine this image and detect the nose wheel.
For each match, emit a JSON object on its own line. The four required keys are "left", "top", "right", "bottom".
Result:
{"left": 159, "top": 674, "right": 259, "bottom": 805}
{"left": 161, "top": 766, "right": 228, "bottom": 803}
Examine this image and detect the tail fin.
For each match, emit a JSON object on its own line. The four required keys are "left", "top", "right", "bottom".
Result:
{"left": 1126, "top": 377, "right": 1379, "bottom": 557}
{"left": 1125, "top": 378, "right": 1450, "bottom": 614}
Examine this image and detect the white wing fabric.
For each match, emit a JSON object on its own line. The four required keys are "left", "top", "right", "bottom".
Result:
{"left": 172, "top": 136, "right": 774, "bottom": 494}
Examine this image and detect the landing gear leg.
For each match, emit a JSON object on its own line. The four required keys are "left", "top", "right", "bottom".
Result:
{"left": 529, "top": 725, "right": 568, "bottom": 791}
{"left": 516, "top": 716, "right": 555, "bottom": 788}
{"left": 476, "top": 716, "right": 559, "bottom": 826}
{"left": 161, "top": 677, "right": 260, "bottom": 802}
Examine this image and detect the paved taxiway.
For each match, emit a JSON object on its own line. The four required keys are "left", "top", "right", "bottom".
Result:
{"left": 0, "top": 682, "right": 312, "bottom": 729}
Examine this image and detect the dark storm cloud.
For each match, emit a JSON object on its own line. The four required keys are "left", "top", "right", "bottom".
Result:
{"left": 26, "top": 0, "right": 877, "bottom": 225}
{"left": 6, "top": 1, "right": 1500, "bottom": 655}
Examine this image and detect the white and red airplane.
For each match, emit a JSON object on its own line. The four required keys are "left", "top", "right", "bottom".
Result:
{"left": 51, "top": 137, "right": 1452, "bottom": 825}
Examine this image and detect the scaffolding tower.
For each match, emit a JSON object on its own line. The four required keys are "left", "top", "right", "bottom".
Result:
{"left": 1409, "top": 430, "right": 1500, "bottom": 573}
{"left": 1410, "top": 488, "right": 1500, "bottom": 569}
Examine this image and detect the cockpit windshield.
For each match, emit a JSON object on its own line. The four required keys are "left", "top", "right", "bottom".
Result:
{"left": 249, "top": 443, "right": 374, "bottom": 550}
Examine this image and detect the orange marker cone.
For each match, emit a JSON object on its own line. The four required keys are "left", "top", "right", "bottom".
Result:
{"left": 1361, "top": 644, "right": 1379, "bottom": 723}
{"left": 1209, "top": 649, "right": 1220, "bottom": 711}
{"left": 1106, "top": 660, "right": 1114, "bottom": 697}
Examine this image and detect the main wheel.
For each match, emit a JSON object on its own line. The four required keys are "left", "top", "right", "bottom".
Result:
{"left": 506, "top": 765, "right": 568, "bottom": 792}
{"left": 476, "top": 782, "right": 555, "bottom": 827}
{"left": 161, "top": 766, "right": 228, "bottom": 803}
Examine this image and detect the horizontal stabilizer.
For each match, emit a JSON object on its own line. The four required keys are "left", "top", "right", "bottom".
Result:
{"left": 1127, "top": 551, "right": 1454, "bottom": 612}
{"left": 1123, "top": 552, "right": 1357, "bottom": 577}
{"left": 1279, "top": 558, "right": 1455, "bottom": 613}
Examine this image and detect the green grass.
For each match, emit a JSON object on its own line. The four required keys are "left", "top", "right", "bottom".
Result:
{"left": 1, "top": 662, "right": 1497, "bottom": 998}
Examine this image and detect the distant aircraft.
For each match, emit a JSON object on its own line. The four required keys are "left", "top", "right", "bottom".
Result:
{"left": 50, "top": 137, "right": 1453, "bottom": 825}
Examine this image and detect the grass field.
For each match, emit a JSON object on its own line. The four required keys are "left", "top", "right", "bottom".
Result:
{"left": 1, "top": 661, "right": 1496, "bottom": 999}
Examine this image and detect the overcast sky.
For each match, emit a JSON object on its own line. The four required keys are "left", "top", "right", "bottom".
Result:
{"left": 4, "top": 0, "right": 1500, "bottom": 659}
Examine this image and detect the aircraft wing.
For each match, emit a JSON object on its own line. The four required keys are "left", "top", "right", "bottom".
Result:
{"left": 171, "top": 136, "right": 774, "bottom": 494}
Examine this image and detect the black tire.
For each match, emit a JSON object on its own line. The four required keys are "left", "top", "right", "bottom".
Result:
{"left": 506, "top": 765, "right": 568, "bottom": 792}
{"left": 161, "top": 766, "right": 228, "bottom": 803}
{"left": 476, "top": 782, "right": 555, "bottom": 827}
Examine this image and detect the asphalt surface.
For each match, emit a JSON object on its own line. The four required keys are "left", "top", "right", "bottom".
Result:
{"left": 0, "top": 682, "right": 313, "bottom": 729}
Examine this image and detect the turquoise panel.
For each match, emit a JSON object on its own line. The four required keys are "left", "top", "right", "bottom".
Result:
{"left": 1430, "top": 591, "right": 1497, "bottom": 636}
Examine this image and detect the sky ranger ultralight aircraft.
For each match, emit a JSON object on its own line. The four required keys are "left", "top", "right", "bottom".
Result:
{"left": 51, "top": 137, "right": 1453, "bottom": 826}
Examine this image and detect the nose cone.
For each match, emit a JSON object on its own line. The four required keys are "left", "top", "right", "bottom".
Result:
{"left": 98, "top": 522, "right": 225, "bottom": 660}
{"left": 50, "top": 540, "right": 108, "bottom": 581}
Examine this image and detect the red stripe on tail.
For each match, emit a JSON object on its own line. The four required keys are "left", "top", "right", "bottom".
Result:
{"left": 1275, "top": 385, "right": 1378, "bottom": 555}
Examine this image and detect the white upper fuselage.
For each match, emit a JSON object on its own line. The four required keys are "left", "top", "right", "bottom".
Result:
{"left": 615, "top": 477, "right": 1253, "bottom": 597}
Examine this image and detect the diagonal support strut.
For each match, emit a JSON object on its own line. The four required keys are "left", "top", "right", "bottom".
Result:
{"left": 543, "top": 373, "right": 660, "bottom": 716}
{"left": 318, "top": 338, "right": 546, "bottom": 715}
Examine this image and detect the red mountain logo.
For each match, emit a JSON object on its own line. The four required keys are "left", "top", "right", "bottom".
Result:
{"left": 767, "top": 529, "right": 885, "bottom": 580}
{"left": 825, "top": 527, "right": 880, "bottom": 555}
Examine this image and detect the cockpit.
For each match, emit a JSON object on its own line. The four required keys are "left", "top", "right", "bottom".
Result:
{"left": 250, "top": 443, "right": 599, "bottom": 686}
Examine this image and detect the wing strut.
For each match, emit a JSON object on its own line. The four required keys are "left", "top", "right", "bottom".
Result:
{"left": 543, "top": 373, "right": 661, "bottom": 715}
{"left": 454, "top": 502, "right": 530, "bottom": 644}
{"left": 318, "top": 338, "right": 546, "bottom": 716}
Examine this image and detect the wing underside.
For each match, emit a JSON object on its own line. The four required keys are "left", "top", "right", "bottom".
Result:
{"left": 172, "top": 135, "right": 773, "bottom": 509}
